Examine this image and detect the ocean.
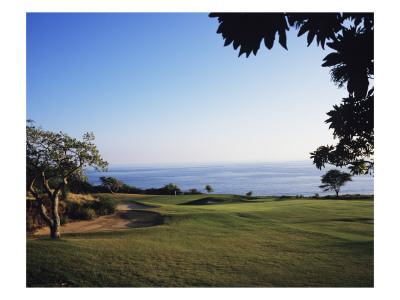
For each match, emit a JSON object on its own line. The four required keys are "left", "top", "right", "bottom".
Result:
{"left": 85, "top": 161, "right": 374, "bottom": 197}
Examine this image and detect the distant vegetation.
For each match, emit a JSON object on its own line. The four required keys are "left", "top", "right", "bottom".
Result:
{"left": 319, "top": 169, "right": 353, "bottom": 197}
{"left": 67, "top": 176, "right": 210, "bottom": 196}
{"left": 99, "top": 176, "right": 123, "bottom": 194}
{"left": 205, "top": 184, "right": 214, "bottom": 193}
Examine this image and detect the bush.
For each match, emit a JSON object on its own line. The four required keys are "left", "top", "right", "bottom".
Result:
{"left": 144, "top": 183, "right": 182, "bottom": 195}
{"left": 66, "top": 203, "right": 95, "bottom": 220}
{"left": 59, "top": 186, "right": 69, "bottom": 201}
{"left": 68, "top": 177, "right": 95, "bottom": 194}
{"left": 184, "top": 188, "right": 202, "bottom": 195}
{"left": 63, "top": 194, "right": 118, "bottom": 220}
{"left": 80, "top": 207, "right": 97, "bottom": 220}
{"left": 279, "top": 195, "right": 294, "bottom": 199}
{"left": 91, "top": 195, "right": 118, "bottom": 216}
{"left": 119, "top": 184, "right": 143, "bottom": 194}
{"left": 60, "top": 215, "right": 71, "bottom": 225}
{"left": 246, "top": 191, "right": 253, "bottom": 196}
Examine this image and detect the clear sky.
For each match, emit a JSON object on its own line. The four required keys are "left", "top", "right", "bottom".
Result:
{"left": 27, "top": 12, "right": 349, "bottom": 166}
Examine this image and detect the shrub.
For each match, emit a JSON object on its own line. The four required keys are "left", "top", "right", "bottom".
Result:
{"left": 91, "top": 195, "right": 118, "bottom": 216}
{"left": 279, "top": 195, "right": 293, "bottom": 198}
{"left": 144, "top": 183, "right": 182, "bottom": 195}
{"left": 66, "top": 203, "right": 96, "bottom": 220}
{"left": 63, "top": 194, "right": 117, "bottom": 219}
{"left": 59, "top": 186, "right": 69, "bottom": 201}
{"left": 205, "top": 185, "right": 214, "bottom": 193}
{"left": 184, "top": 188, "right": 202, "bottom": 195}
{"left": 60, "top": 215, "right": 70, "bottom": 225}
{"left": 246, "top": 191, "right": 253, "bottom": 196}
{"left": 120, "top": 184, "right": 143, "bottom": 194}
{"left": 67, "top": 177, "right": 95, "bottom": 194}
{"left": 80, "top": 207, "right": 97, "bottom": 220}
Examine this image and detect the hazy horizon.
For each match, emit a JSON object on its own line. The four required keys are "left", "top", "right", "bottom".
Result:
{"left": 102, "top": 158, "right": 318, "bottom": 168}
{"left": 84, "top": 160, "right": 374, "bottom": 196}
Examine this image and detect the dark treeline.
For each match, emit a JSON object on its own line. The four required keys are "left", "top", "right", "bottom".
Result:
{"left": 67, "top": 177, "right": 204, "bottom": 196}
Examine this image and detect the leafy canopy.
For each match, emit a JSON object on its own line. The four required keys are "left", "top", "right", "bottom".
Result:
{"left": 205, "top": 185, "right": 214, "bottom": 193}
{"left": 163, "top": 183, "right": 182, "bottom": 195}
{"left": 100, "top": 177, "right": 123, "bottom": 194}
{"left": 319, "top": 169, "right": 353, "bottom": 197}
{"left": 27, "top": 120, "right": 108, "bottom": 192}
{"left": 26, "top": 120, "right": 108, "bottom": 238}
{"left": 209, "top": 13, "right": 374, "bottom": 175}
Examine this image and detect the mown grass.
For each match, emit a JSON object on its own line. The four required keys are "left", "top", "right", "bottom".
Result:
{"left": 26, "top": 194, "right": 373, "bottom": 287}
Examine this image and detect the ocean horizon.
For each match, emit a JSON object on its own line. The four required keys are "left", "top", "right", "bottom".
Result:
{"left": 84, "top": 160, "right": 374, "bottom": 197}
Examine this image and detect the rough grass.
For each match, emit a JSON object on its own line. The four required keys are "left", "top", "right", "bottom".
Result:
{"left": 65, "top": 193, "right": 99, "bottom": 204}
{"left": 26, "top": 192, "right": 99, "bottom": 203}
{"left": 27, "top": 194, "right": 373, "bottom": 287}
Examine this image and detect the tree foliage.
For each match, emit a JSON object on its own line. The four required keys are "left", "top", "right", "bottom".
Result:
{"left": 163, "top": 183, "right": 182, "bottom": 195}
{"left": 310, "top": 88, "right": 374, "bottom": 175}
{"left": 100, "top": 176, "right": 123, "bottom": 194}
{"left": 26, "top": 120, "right": 108, "bottom": 238}
{"left": 319, "top": 169, "right": 353, "bottom": 197}
{"left": 209, "top": 13, "right": 374, "bottom": 175}
{"left": 205, "top": 185, "right": 214, "bottom": 193}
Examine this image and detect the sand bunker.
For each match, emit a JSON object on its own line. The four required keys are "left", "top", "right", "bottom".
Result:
{"left": 34, "top": 201, "right": 162, "bottom": 235}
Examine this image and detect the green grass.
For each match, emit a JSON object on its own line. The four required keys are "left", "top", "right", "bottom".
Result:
{"left": 26, "top": 194, "right": 373, "bottom": 287}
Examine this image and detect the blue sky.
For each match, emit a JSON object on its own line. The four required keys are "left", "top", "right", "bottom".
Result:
{"left": 27, "top": 12, "right": 349, "bottom": 165}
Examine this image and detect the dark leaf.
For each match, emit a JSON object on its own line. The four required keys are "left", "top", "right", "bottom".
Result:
{"left": 238, "top": 46, "right": 246, "bottom": 57}
{"left": 278, "top": 30, "right": 288, "bottom": 50}
{"left": 224, "top": 37, "right": 233, "bottom": 46}
{"left": 264, "top": 34, "right": 275, "bottom": 50}
{"left": 321, "top": 52, "right": 342, "bottom": 67}
{"left": 297, "top": 22, "right": 309, "bottom": 37}
{"left": 307, "top": 29, "right": 316, "bottom": 46}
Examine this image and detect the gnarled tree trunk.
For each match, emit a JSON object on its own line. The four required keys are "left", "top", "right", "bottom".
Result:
{"left": 50, "top": 194, "right": 61, "bottom": 238}
{"left": 30, "top": 175, "right": 63, "bottom": 238}
{"left": 36, "top": 195, "right": 61, "bottom": 238}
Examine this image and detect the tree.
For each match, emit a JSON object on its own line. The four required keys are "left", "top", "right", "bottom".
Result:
{"left": 163, "top": 183, "right": 182, "bottom": 195}
{"left": 67, "top": 174, "right": 95, "bottom": 194}
{"left": 100, "top": 176, "right": 123, "bottom": 194}
{"left": 26, "top": 120, "right": 108, "bottom": 238}
{"left": 209, "top": 13, "right": 374, "bottom": 175}
{"left": 188, "top": 188, "right": 201, "bottom": 195}
{"left": 205, "top": 185, "right": 214, "bottom": 193}
{"left": 319, "top": 169, "right": 353, "bottom": 197}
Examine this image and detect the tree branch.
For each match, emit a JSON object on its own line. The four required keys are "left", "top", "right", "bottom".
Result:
{"left": 41, "top": 171, "right": 54, "bottom": 197}
{"left": 37, "top": 197, "right": 54, "bottom": 228}
{"left": 29, "top": 178, "right": 39, "bottom": 199}
{"left": 29, "top": 178, "right": 53, "bottom": 228}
